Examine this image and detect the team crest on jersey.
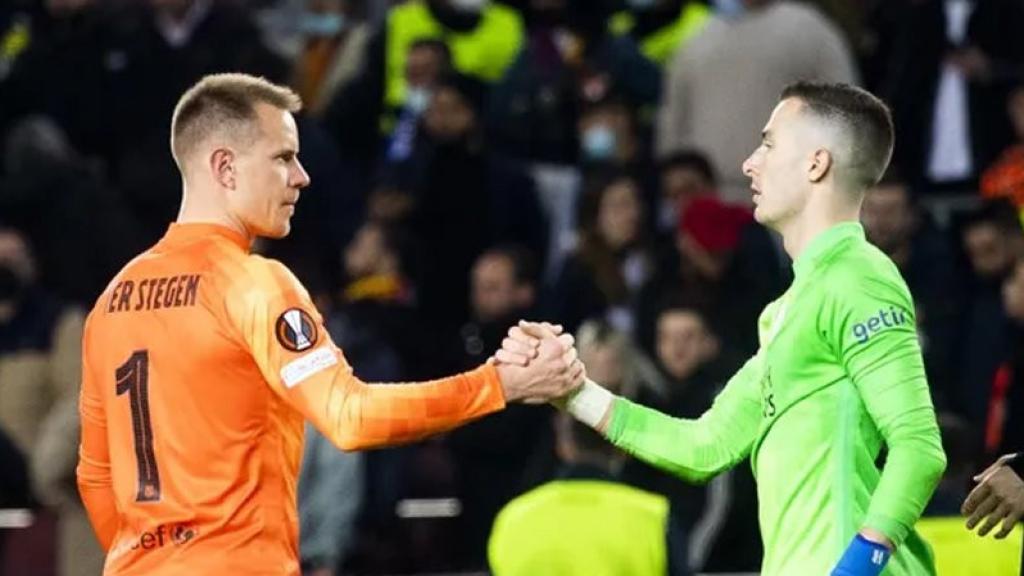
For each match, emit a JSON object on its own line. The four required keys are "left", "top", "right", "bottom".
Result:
{"left": 275, "top": 308, "right": 318, "bottom": 352}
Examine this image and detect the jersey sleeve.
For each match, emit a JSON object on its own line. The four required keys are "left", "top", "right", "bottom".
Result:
{"left": 606, "top": 352, "right": 764, "bottom": 484}
{"left": 76, "top": 311, "right": 118, "bottom": 550}
{"left": 226, "top": 258, "right": 506, "bottom": 451}
{"left": 822, "top": 264, "right": 947, "bottom": 546}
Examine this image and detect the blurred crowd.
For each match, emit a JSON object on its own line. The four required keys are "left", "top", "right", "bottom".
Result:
{"left": 1, "top": 0, "right": 1024, "bottom": 574}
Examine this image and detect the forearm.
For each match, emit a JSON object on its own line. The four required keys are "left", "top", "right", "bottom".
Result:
{"left": 76, "top": 457, "right": 117, "bottom": 549}
{"left": 305, "top": 363, "right": 506, "bottom": 451}
{"left": 607, "top": 397, "right": 751, "bottom": 484}
{"left": 863, "top": 404, "right": 946, "bottom": 545}
{"left": 567, "top": 358, "right": 762, "bottom": 483}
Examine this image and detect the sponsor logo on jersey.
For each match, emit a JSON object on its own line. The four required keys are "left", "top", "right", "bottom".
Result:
{"left": 851, "top": 306, "right": 911, "bottom": 344}
{"left": 107, "top": 523, "right": 199, "bottom": 560}
{"left": 275, "top": 308, "right": 317, "bottom": 352}
{"left": 281, "top": 346, "right": 338, "bottom": 387}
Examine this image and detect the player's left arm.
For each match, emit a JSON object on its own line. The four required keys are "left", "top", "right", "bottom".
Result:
{"left": 825, "top": 264, "right": 946, "bottom": 570}
{"left": 229, "top": 259, "right": 508, "bottom": 451}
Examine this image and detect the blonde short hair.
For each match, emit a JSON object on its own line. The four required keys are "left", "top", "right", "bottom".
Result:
{"left": 170, "top": 73, "right": 302, "bottom": 166}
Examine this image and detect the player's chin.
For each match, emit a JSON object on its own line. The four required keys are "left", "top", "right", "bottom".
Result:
{"left": 265, "top": 219, "right": 292, "bottom": 239}
{"left": 752, "top": 204, "right": 768, "bottom": 225}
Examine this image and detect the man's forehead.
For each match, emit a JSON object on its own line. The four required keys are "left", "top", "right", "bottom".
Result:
{"left": 762, "top": 98, "right": 803, "bottom": 134}
{"left": 254, "top": 103, "right": 299, "bottom": 145}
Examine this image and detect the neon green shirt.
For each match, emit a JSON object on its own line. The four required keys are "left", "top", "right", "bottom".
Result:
{"left": 607, "top": 222, "right": 946, "bottom": 575}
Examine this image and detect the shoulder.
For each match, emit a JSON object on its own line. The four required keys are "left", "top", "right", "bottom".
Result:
{"left": 228, "top": 254, "right": 309, "bottom": 301}
{"left": 823, "top": 239, "right": 908, "bottom": 295}
{"left": 817, "top": 240, "right": 916, "bottom": 335}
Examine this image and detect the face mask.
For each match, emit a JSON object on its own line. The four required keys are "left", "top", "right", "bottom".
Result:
{"left": 582, "top": 125, "right": 617, "bottom": 161}
{"left": 626, "top": 0, "right": 658, "bottom": 10}
{"left": 449, "top": 0, "right": 487, "bottom": 14}
{"left": 713, "top": 0, "right": 747, "bottom": 18}
{"left": 405, "top": 87, "right": 433, "bottom": 114}
{"left": 300, "top": 12, "right": 345, "bottom": 37}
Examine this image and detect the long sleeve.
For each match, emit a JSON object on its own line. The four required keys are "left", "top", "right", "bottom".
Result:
{"left": 606, "top": 353, "right": 763, "bottom": 484}
{"left": 76, "top": 312, "right": 118, "bottom": 550}
{"left": 824, "top": 268, "right": 947, "bottom": 546}
{"left": 229, "top": 258, "right": 506, "bottom": 451}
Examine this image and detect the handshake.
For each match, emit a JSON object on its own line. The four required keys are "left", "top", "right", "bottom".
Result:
{"left": 491, "top": 320, "right": 615, "bottom": 430}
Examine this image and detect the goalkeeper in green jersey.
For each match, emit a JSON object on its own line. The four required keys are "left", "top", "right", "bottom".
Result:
{"left": 498, "top": 82, "right": 946, "bottom": 575}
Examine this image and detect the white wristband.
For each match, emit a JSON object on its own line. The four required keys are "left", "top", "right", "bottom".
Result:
{"left": 564, "top": 378, "right": 615, "bottom": 429}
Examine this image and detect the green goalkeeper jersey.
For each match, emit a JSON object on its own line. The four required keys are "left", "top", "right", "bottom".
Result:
{"left": 607, "top": 222, "right": 946, "bottom": 575}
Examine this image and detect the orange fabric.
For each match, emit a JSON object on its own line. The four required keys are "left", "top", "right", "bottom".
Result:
{"left": 77, "top": 223, "right": 505, "bottom": 575}
{"left": 981, "top": 145, "right": 1024, "bottom": 208}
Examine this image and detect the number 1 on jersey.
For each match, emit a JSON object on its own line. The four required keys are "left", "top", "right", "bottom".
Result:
{"left": 116, "top": 350, "right": 161, "bottom": 502}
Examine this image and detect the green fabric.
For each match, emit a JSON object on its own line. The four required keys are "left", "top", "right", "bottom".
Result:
{"left": 608, "top": 222, "right": 946, "bottom": 575}
{"left": 609, "top": 3, "right": 710, "bottom": 65}
{"left": 488, "top": 480, "right": 668, "bottom": 576}
{"left": 385, "top": 0, "right": 523, "bottom": 109}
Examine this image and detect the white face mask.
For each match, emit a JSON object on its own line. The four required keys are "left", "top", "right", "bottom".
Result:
{"left": 300, "top": 12, "right": 345, "bottom": 37}
{"left": 405, "top": 87, "right": 433, "bottom": 114}
{"left": 449, "top": 0, "right": 487, "bottom": 14}
{"left": 582, "top": 125, "right": 617, "bottom": 161}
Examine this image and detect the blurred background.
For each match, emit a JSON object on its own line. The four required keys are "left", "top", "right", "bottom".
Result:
{"left": 0, "top": 0, "right": 1023, "bottom": 574}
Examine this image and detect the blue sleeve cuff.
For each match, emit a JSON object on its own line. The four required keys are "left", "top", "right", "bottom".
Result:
{"left": 831, "top": 534, "right": 891, "bottom": 576}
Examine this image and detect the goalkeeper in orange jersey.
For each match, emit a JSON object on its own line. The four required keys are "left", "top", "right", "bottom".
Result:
{"left": 76, "top": 73, "right": 584, "bottom": 576}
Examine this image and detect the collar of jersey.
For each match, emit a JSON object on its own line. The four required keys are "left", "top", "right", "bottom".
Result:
{"left": 791, "top": 221, "right": 864, "bottom": 278}
{"left": 164, "top": 222, "right": 251, "bottom": 252}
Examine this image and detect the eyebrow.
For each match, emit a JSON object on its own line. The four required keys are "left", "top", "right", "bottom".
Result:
{"left": 761, "top": 130, "right": 772, "bottom": 140}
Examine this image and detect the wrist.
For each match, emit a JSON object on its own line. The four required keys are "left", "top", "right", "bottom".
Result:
{"left": 562, "top": 378, "right": 615, "bottom": 430}
{"left": 831, "top": 533, "right": 891, "bottom": 576}
{"left": 858, "top": 528, "right": 893, "bottom": 551}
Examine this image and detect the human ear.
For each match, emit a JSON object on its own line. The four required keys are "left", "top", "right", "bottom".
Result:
{"left": 210, "top": 148, "right": 236, "bottom": 189}
{"left": 808, "top": 148, "right": 832, "bottom": 183}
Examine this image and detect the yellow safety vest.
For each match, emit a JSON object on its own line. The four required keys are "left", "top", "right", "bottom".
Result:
{"left": 610, "top": 3, "right": 710, "bottom": 66}
{"left": 916, "top": 516, "right": 1022, "bottom": 575}
{"left": 385, "top": 0, "right": 523, "bottom": 110}
{"left": 489, "top": 480, "right": 669, "bottom": 576}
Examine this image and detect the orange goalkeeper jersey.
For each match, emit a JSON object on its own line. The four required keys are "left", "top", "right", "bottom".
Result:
{"left": 77, "top": 223, "right": 506, "bottom": 575}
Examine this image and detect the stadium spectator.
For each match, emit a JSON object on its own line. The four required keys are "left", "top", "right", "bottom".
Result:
{"left": 879, "top": 0, "right": 1024, "bottom": 192}
{"left": 978, "top": 258, "right": 1024, "bottom": 463}
{"left": 955, "top": 200, "right": 1024, "bottom": 441}
{"left": 981, "top": 83, "right": 1024, "bottom": 213}
{"left": 0, "top": 116, "right": 140, "bottom": 307}
{"left": 487, "top": 0, "right": 660, "bottom": 164}
{"left": 0, "top": 227, "right": 100, "bottom": 576}
{"left": 636, "top": 188, "right": 781, "bottom": 358}
{"left": 324, "top": 0, "right": 523, "bottom": 170}
{"left": 488, "top": 415, "right": 688, "bottom": 576}
{"left": 862, "top": 170, "right": 959, "bottom": 408}
{"left": 284, "top": 0, "right": 374, "bottom": 118}
{"left": 392, "top": 73, "right": 547, "bottom": 333}
{"left": 443, "top": 246, "right": 553, "bottom": 568}
{"left": 609, "top": 0, "right": 710, "bottom": 68}
{"left": 550, "top": 170, "right": 655, "bottom": 335}
{"left": 298, "top": 421, "right": 363, "bottom": 576}
{"left": 654, "top": 149, "right": 717, "bottom": 235}
{"left": 656, "top": 0, "right": 856, "bottom": 203}
{"left": 623, "top": 299, "right": 763, "bottom": 572}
